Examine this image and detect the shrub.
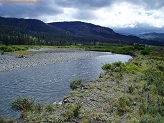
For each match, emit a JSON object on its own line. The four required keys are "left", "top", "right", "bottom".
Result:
{"left": 133, "top": 61, "right": 141, "bottom": 66}
{"left": 102, "top": 61, "right": 125, "bottom": 72}
{"left": 127, "top": 84, "right": 135, "bottom": 93}
{"left": 80, "top": 119, "right": 90, "bottom": 123}
{"left": 10, "top": 97, "right": 34, "bottom": 112}
{"left": 34, "top": 103, "right": 42, "bottom": 114}
{"left": 70, "top": 79, "right": 83, "bottom": 90}
{"left": 113, "top": 61, "right": 123, "bottom": 67}
{"left": 0, "top": 117, "right": 6, "bottom": 123}
{"left": 1, "top": 51, "right": 4, "bottom": 55}
{"left": 0, "top": 46, "right": 28, "bottom": 53}
{"left": 115, "top": 95, "right": 132, "bottom": 115}
{"left": 102, "top": 64, "right": 112, "bottom": 71}
{"left": 63, "top": 103, "right": 82, "bottom": 121}
{"left": 141, "top": 50, "right": 150, "bottom": 55}
{"left": 144, "top": 68, "right": 164, "bottom": 95}
{"left": 125, "top": 64, "right": 141, "bottom": 73}
{"left": 139, "top": 115, "right": 164, "bottom": 123}
{"left": 44, "top": 105, "right": 54, "bottom": 114}
{"left": 156, "top": 64, "right": 164, "bottom": 72}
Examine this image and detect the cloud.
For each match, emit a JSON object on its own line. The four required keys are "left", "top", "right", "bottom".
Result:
{"left": 0, "top": 0, "right": 163, "bottom": 29}
{"left": 126, "top": 0, "right": 164, "bottom": 9}
{"left": 55, "top": 0, "right": 164, "bottom": 10}
{"left": 55, "top": 0, "right": 112, "bottom": 9}
{"left": 0, "top": 1, "right": 62, "bottom": 18}
{"left": 91, "top": 2, "right": 164, "bottom": 28}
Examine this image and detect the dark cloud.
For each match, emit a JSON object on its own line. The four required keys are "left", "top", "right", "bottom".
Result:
{"left": 55, "top": 0, "right": 164, "bottom": 10}
{"left": 124, "top": 0, "right": 164, "bottom": 9}
{"left": 0, "top": 1, "right": 62, "bottom": 18}
{"left": 0, "top": 0, "right": 163, "bottom": 19}
{"left": 55, "top": 0, "right": 112, "bottom": 9}
{"left": 0, "top": 0, "right": 163, "bottom": 28}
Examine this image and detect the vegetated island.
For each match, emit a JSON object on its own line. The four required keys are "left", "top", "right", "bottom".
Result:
{"left": 0, "top": 45, "right": 164, "bottom": 123}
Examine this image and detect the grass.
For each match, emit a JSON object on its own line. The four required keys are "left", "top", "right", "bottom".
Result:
{"left": 0, "top": 45, "right": 28, "bottom": 53}
{"left": 5, "top": 45, "right": 164, "bottom": 122}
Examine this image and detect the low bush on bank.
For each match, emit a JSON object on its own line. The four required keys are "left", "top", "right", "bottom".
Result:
{"left": 102, "top": 61, "right": 125, "bottom": 72}
{"left": 63, "top": 103, "right": 82, "bottom": 121}
{"left": 0, "top": 117, "right": 6, "bottom": 123}
{"left": 70, "top": 79, "right": 83, "bottom": 90}
{"left": 11, "top": 97, "right": 34, "bottom": 112}
{"left": 0, "top": 45, "right": 28, "bottom": 53}
{"left": 10, "top": 97, "right": 41, "bottom": 118}
{"left": 102, "top": 61, "right": 141, "bottom": 73}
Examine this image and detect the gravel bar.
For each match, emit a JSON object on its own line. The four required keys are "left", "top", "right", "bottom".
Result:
{"left": 0, "top": 48, "right": 105, "bottom": 72}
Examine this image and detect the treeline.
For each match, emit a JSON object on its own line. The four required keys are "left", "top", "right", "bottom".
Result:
{"left": 0, "top": 26, "right": 104, "bottom": 46}
{"left": 0, "top": 25, "right": 162, "bottom": 46}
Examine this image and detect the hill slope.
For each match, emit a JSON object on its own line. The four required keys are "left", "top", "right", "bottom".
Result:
{"left": 0, "top": 17, "right": 67, "bottom": 34}
{"left": 138, "top": 32, "right": 164, "bottom": 43}
{"left": 0, "top": 17, "right": 162, "bottom": 45}
{"left": 49, "top": 21, "right": 155, "bottom": 45}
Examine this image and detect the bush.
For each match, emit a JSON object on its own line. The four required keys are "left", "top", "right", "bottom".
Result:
{"left": 127, "top": 84, "right": 135, "bottom": 93}
{"left": 139, "top": 115, "right": 164, "bottom": 123}
{"left": 1, "top": 51, "right": 4, "bottom": 55}
{"left": 115, "top": 95, "right": 132, "bottom": 115}
{"left": 112, "top": 61, "right": 123, "bottom": 67}
{"left": 102, "top": 64, "right": 112, "bottom": 71}
{"left": 0, "top": 117, "right": 6, "bottom": 123}
{"left": 141, "top": 50, "right": 150, "bottom": 55}
{"left": 0, "top": 46, "right": 28, "bottom": 52}
{"left": 125, "top": 64, "right": 141, "bottom": 73}
{"left": 44, "top": 105, "right": 54, "bottom": 114}
{"left": 10, "top": 97, "right": 34, "bottom": 112}
{"left": 144, "top": 68, "right": 164, "bottom": 95}
{"left": 80, "top": 119, "right": 90, "bottom": 123}
{"left": 102, "top": 61, "right": 125, "bottom": 72}
{"left": 70, "top": 79, "right": 83, "bottom": 90}
{"left": 63, "top": 103, "right": 82, "bottom": 120}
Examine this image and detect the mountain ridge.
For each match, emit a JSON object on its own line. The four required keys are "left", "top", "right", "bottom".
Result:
{"left": 138, "top": 32, "right": 164, "bottom": 43}
{"left": 0, "top": 16, "right": 162, "bottom": 46}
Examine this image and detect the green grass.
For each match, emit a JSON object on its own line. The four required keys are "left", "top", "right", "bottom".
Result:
{"left": 0, "top": 45, "right": 28, "bottom": 53}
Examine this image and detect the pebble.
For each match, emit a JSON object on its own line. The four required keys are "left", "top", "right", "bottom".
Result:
{"left": 0, "top": 49, "right": 105, "bottom": 72}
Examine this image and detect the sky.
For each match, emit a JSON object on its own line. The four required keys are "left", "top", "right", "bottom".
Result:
{"left": 0, "top": 0, "right": 164, "bottom": 32}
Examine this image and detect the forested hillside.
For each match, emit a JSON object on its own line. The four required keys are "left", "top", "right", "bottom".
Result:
{"left": 139, "top": 32, "right": 164, "bottom": 43}
{"left": 0, "top": 17, "right": 162, "bottom": 46}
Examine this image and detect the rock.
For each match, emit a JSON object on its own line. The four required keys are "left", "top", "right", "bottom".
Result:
{"left": 99, "top": 72, "right": 104, "bottom": 78}
{"left": 133, "top": 102, "right": 137, "bottom": 106}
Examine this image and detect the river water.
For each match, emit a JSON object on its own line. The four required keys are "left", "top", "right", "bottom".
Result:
{"left": 0, "top": 52, "right": 132, "bottom": 118}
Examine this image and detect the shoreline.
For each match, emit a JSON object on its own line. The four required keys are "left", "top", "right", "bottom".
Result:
{"left": 0, "top": 48, "right": 106, "bottom": 72}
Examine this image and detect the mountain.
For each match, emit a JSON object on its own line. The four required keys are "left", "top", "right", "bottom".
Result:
{"left": 0, "top": 16, "right": 162, "bottom": 46}
{"left": 138, "top": 32, "right": 164, "bottom": 43}
{"left": 113, "top": 27, "right": 164, "bottom": 35}
{"left": 0, "top": 17, "right": 67, "bottom": 34}
{"left": 48, "top": 21, "right": 162, "bottom": 45}
{"left": 48, "top": 21, "right": 116, "bottom": 38}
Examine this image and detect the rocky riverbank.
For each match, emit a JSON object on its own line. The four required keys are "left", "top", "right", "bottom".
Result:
{"left": 0, "top": 48, "right": 105, "bottom": 72}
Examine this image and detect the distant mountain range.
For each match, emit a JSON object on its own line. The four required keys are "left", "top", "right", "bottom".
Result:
{"left": 138, "top": 32, "right": 164, "bottom": 43}
{"left": 0, "top": 16, "right": 162, "bottom": 46}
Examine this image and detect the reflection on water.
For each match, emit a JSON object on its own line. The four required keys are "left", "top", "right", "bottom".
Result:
{"left": 0, "top": 53, "right": 132, "bottom": 118}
